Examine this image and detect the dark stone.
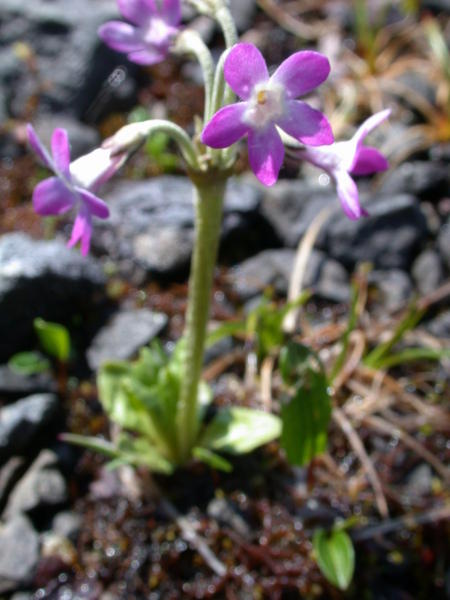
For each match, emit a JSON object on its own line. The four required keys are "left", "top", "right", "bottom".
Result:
{"left": 0, "top": 365, "right": 56, "bottom": 400}
{"left": 437, "top": 219, "right": 450, "bottom": 271}
{"left": 412, "top": 250, "right": 444, "bottom": 295}
{"left": 93, "top": 176, "right": 278, "bottom": 280}
{"left": 379, "top": 161, "right": 450, "bottom": 201}
{"left": 0, "top": 457, "right": 26, "bottom": 514}
{"left": 426, "top": 310, "right": 450, "bottom": 338}
{"left": 319, "top": 195, "right": 428, "bottom": 271}
{"left": 0, "top": 233, "right": 106, "bottom": 361}
{"left": 369, "top": 270, "right": 413, "bottom": 312}
{"left": 421, "top": 1, "right": 450, "bottom": 15}
{"left": 260, "top": 179, "right": 337, "bottom": 248}
{"left": 86, "top": 308, "right": 168, "bottom": 370}
{"left": 0, "top": 515, "right": 39, "bottom": 593}
{"left": 0, "top": 0, "right": 139, "bottom": 121}
{"left": 228, "top": 248, "right": 349, "bottom": 303}
{"left": 0, "top": 394, "right": 59, "bottom": 462}
{"left": 3, "top": 450, "right": 67, "bottom": 519}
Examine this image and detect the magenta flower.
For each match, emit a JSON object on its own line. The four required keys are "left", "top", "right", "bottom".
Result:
{"left": 295, "top": 110, "right": 390, "bottom": 219}
{"left": 27, "top": 125, "right": 123, "bottom": 256}
{"left": 201, "top": 43, "right": 333, "bottom": 186}
{"left": 98, "top": 0, "right": 181, "bottom": 65}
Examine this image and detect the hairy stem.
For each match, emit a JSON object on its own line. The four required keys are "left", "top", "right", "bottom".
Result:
{"left": 176, "top": 172, "right": 228, "bottom": 461}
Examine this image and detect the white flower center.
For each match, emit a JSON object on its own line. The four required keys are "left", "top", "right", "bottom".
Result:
{"left": 243, "top": 81, "right": 286, "bottom": 131}
{"left": 144, "top": 17, "right": 173, "bottom": 48}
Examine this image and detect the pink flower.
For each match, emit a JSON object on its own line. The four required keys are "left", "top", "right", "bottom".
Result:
{"left": 98, "top": 0, "right": 181, "bottom": 65}
{"left": 296, "top": 109, "right": 391, "bottom": 219}
{"left": 27, "top": 125, "right": 123, "bottom": 255}
{"left": 201, "top": 43, "right": 333, "bottom": 186}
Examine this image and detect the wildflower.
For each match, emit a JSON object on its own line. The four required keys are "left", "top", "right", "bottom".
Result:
{"left": 201, "top": 43, "right": 333, "bottom": 186}
{"left": 98, "top": 0, "right": 181, "bottom": 65}
{"left": 27, "top": 125, "right": 123, "bottom": 255}
{"left": 295, "top": 109, "right": 391, "bottom": 219}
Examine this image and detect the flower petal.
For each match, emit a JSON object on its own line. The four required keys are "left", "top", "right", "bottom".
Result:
{"left": 352, "top": 109, "right": 391, "bottom": 148}
{"left": 77, "top": 188, "right": 110, "bottom": 219}
{"left": 247, "top": 125, "right": 284, "bottom": 186}
{"left": 277, "top": 100, "right": 334, "bottom": 146}
{"left": 70, "top": 148, "right": 124, "bottom": 192}
{"left": 117, "top": 0, "right": 156, "bottom": 24}
{"left": 271, "top": 51, "right": 330, "bottom": 99}
{"left": 159, "top": 0, "right": 181, "bottom": 26}
{"left": 335, "top": 171, "right": 367, "bottom": 219}
{"left": 201, "top": 103, "right": 249, "bottom": 148}
{"left": 98, "top": 21, "right": 143, "bottom": 53}
{"left": 32, "top": 177, "right": 75, "bottom": 216}
{"left": 27, "top": 124, "right": 54, "bottom": 170}
{"left": 67, "top": 207, "right": 92, "bottom": 256}
{"left": 127, "top": 48, "right": 167, "bottom": 64}
{"left": 350, "top": 146, "right": 389, "bottom": 176}
{"left": 51, "top": 128, "right": 71, "bottom": 177}
{"left": 224, "top": 43, "right": 269, "bottom": 100}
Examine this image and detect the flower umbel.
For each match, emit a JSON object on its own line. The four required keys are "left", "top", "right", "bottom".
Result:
{"left": 295, "top": 109, "right": 391, "bottom": 219}
{"left": 99, "top": 0, "right": 181, "bottom": 65}
{"left": 27, "top": 125, "right": 123, "bottom": 255}
{"left": 201, "top": 43, "right": 333, "bottom": 186}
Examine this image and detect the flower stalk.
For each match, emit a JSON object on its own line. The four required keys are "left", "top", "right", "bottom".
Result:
{"left": 176, "top": 170, "right": 228, "bottom": 461}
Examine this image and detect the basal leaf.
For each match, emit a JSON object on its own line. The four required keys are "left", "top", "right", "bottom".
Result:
{"left": 34, "top": 318, "right": 70, "bottom": 362}
{"left": 200, "top": 407, "right": 282, "bottom": 455}
{"left": 192, "top": 447, "right": 233, "bottom": 472}
{"left": 8, "top": 351, "right": 51, "bottom": 375}
{"left": 280, "top": 369, "right": 331, "bottom": 466}
{"left": 313, "top": 528, "right": 355, "bottom": 590}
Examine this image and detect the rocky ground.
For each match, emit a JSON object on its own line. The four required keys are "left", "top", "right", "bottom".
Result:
{"left": 0, "top": 0, "right": 449, "bottom": 598}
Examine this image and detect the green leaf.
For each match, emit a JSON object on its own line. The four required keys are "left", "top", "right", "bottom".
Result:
{"left": 192, "top": 447, "right": 233, "bottom": 472}
{"left": 279, "top": 341, "right": 323, "bottom": 386}
{"left": 313, "top": 529, "right": 355, "bottom": 590}
{"left": 116, "top": 434, "right": 174, "bottom": 474}
{"left": 280, "top": 369, "right": 331, "bottom": 466}
{"left": 8, "top": 351, "right": 51, "bottom": 375}
{"left": 373, "top": 346, "right": 450, "bottom": 369}
{"left": 200, "top": 407, "right": 282, "bottom": 455}
{"left": 206, "top": 320, "right": 246, "bottom": 347}
{"left": 60, "top": 433, "right": 120, "bottom": 458}
{"left": 34, "top": 318, "right": 70, "bottom": 362}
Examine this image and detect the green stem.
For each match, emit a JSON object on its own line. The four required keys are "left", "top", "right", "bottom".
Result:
{"left": 216, "top": 5, "right": 238, "bottom": 49}
{"left": 176, "top": 172, "right": 228, "bottom": 462}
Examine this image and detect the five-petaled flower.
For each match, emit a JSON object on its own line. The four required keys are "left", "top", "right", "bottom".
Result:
{"left": 99, "top": 0, "right": 181, "bottom": 65}
{"left": 27, "top": 125, "right": 123, "bottom": 256}
{"left": 201, "top": 43, "right": 333, "bottom": 186}
{"left": 294, "top": 109, "right": 391, "bottom": 219}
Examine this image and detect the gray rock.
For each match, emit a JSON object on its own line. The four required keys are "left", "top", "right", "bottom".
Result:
{"left": 437, "top": 219, "right": 450, "bottom": 271}
{"left": 94, "top": 176, "right": 277, "bottom": 280}
{"left": 426, "top": 310, "right": 450, "bottom": 338}
{"left": 229, "top": 0, "right": 257, "bottom": 31}
{"left": 52, "top": 510, "right": 82, "bottom": 542}
{"left": 369, "top": 270, "right": 413, "bottom": 312}
{"left": 405, "top": 464, "right": 433, "bottom": 497}
{"left": 0, "top": 364, "right": 56, "bottom": 400}
{"left": 412, "top": 250, "right": 444, "bottom": 295}
{"left": 86, "top": 309, "right": 168, "bottom": 370}
{"left": 320, "top": 195, "right": 428, "bottom": 271}
{"left": 0, "top": 394, "right": 59, "bottom": 462}
{"left": 32, "top": 115, "right": 100, "bottom": 159}
{"left": 379, "top": 161, "right": 450, "bottom": 201}
{"left": 0, "top": 0, "right": 138, "bottom": 120}
{"left": 260, "top": 179, "right": 337, "bottom": 248}
{"left": 4, "top": 449, "right": 67, "bottom": 519}
{"left": 0, "top": 233, "right": 106, "bottom": 361}
{"left": 0, "top": 515, "right": 39, "bottom": 593}
{"left": 10, "top": 593, "right": 34, "bottom": 600}
{"left": 0, "top": 457, "right": 26, "bottom": 513}
{"left": 228, "top": 248, "right": 349, "bottom": 303}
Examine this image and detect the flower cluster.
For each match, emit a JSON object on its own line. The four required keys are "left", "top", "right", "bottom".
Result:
{"left": 27, "top": 0, "right": 391, "bottom": 256}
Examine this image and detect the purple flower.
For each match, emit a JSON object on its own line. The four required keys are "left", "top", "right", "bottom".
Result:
{"left": 27, "top": 125, "right": 123, "bottom": 256}
{"left": 98, "top": 0, "right": 181, "bottom": 65}
{"left": 296, "top": 109, "right": 391, "bottom": 219}
{"left": 201, "top": 43, "right": 333, "bottom": 186}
